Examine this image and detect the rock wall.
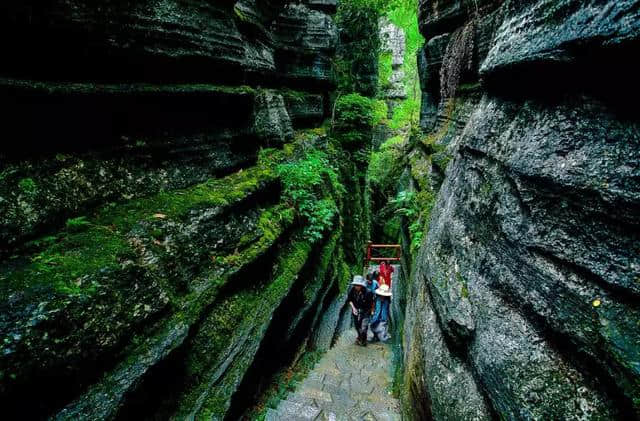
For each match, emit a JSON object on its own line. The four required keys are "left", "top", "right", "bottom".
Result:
{"left": 0, "top": 1, "right": 363, "bottom": 420}
{"left": 379, "top": 17, "right": 407, "bottom": 110}
{"left": 401, "top": 0, "right": 640, "bottom": 419}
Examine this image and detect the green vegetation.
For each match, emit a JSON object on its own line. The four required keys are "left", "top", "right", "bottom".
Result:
{"left": 381, "top": 0, "right": 424, "bottom": 130}
{"left": 335, "top": 0, "right": 385, "bottom": 96}
{"left": 0, "top": 158, "right": 279, "bottom": 299}
{"left": 389, "top": 96, "right": 421, "bottom": 130}
{"left": 333, "top": 93, "right": 377, "bottom": 148}
{"left": 7, "top": 226, "right": 130, "bottom": 296}
{"left": 65, "top": 216, "right": 91, "bottom": 232}
{"left": 277, "top": 149, "right": 344, "bottom": 242}
{"left": 1, "top": 77, "right": 256, "bottom": 96}
{"left": 190, "top": 237, "right": 316, "bottom": 419}
{"left": 372, "top": 99, "right": 389, "bottom": 126}
{"left": 368, "top": 136, "right": 405, "bottom": 190}
{"left": 379, "top": 52, "right": 393, "bottom": 89}
{"left": 391, "top": 190, "right": 436, "bottom": 255}
{"left": 18, "top": 177, "right": 37, "bottom": 195}
{"left": 368, "top": 135, "right": 407, "bottom": 243}
{"left": 456, "top": 272, "right": 470, "bottom": 298}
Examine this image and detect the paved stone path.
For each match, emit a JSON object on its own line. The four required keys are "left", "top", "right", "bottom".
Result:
{"left": 266, "top": 329, "right": 401, "bottom": 421}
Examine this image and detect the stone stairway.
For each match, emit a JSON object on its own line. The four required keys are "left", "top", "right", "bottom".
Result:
{"left": 266, "top": 330, "right": 401, "bottom": 421}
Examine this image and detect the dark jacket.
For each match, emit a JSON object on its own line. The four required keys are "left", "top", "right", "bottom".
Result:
{"left": 348, "top": 286, "right": 374, "bottom": 312}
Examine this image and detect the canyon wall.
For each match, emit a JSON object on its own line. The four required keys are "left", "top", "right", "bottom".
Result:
{"left": 380, "top": 18, "right": 408, "bottom": 112}
{"left": 0, "top": 1, "right": 372, "bottom": 419}
{"left": 401, "top": 0, "right": 640, "bottom": 419}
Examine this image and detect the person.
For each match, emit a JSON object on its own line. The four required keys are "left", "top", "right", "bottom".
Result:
{"left": 348, "top": 275, "right": 374, "bottom": 346}
{"left": 365, "top": 273, "right": 379, "bottom": 294}
{"left": 371, "top": 284, "right": 392, "bottom": 342}
{"left": 379, "top": 261, "right": 394, "bottom": 287}
{"left": 371, "top": 270, "right": 380, "bottom": 284}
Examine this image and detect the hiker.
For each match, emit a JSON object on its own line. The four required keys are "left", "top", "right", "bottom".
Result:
{"left": 371, "top": 270, "right": 380, "bottom": 284}
{"left": 371, "top": 284, "right": 392, "bottom": 342}
{"left": 349, "top": 275, "right": 374, "bottom": 346}
{"left": 379, "top": 261, "right": 394, "bottom": 287}
{"left": 365, "top": 273, "right": 379, "bottom": 294}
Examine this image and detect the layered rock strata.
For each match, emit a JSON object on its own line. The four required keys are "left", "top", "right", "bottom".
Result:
{"left": 0, "top": 2, "right": 360, "bottom": 420}
{"left": 400, "top": 0, "right": 640, "bottom": 419}
{"left": 379, "top": 18, "right": 407, "bottom": 105}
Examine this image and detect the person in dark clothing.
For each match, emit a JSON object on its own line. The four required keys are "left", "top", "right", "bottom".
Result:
{"left": 348, "top": 275, "right": 374, "bottom": 346}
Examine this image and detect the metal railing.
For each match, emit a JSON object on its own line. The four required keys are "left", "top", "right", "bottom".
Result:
{"left": 363, "top": 241, "right": 401, "bottom": 274}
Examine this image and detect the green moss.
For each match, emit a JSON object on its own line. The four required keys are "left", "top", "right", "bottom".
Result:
{"left": 389, "top": 96, "right": 421, "bottom": 131}
{"left": 1, "top": 162, "right": 278, "bottom": 299}
{"left": 3, "top": 226, "right": 130, "bottom": 297}
{"left": 391, "top": 190, "right": 436, "bottom": 256}
{"left": 99, "top": 160, "right": 276, "bottom": 229}
{"left": 381, "top": 135, "right": 404, "bottom": 149}
{"left": 281, "top": 89, "right": 313, "bottom": 104}
{"left": 338, "top": 258, "right": 352, "bottom": 293}
{"left": 220, "top": 205, "right": 295, "bottom": 270}
{"left": 432, "top": 150, "right": 452, "bottom": 174}
{"left": 461, "top": 284, "right": 469, "bottom": 298}
{"left": 479, "top": 180, "right": 493, "bottom": 199}
{"left": 18, "top": 177, "right": 37, "bottom": 195}
{"left": 456, "top": 272, "right": 469, "bottom": 299}
{"left": 302, "top": 230, "right": 340, "bottom": 302}
{"left": 332, "top": 93, "right": 376, "bottom": 149}
{"left": 0, "top": 77, "right": 256, "bottom": 96}
{"left": 378, "top": 52, "right": 393, "bottom": 89}
{"left": 368, "top": 137, "right": 404, "bottom": 190}
{"left": 421, "top": 99, "right": 457, "bottom": 147}
{"left": 184, "top": 236, "right": 317, "bottom": 419}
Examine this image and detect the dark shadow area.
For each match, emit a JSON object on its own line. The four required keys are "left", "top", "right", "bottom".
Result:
{"left": 225, "top": 236, "right": 335, "bottom": 420}
{"left": 113, "top": 223, "right": 296, "bottom": 420}
{"left": 482, "top": 40, "right": 640, "bottom": 117}
{"left": 1, "top": 86, "right": 255, "bottom": 159}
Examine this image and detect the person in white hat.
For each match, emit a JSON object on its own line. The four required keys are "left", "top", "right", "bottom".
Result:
{"left": 348, "top": 275, "right": 374, "bottom": 346}
{"left": 371, "top": 284, "right": 392, "bottom": 342}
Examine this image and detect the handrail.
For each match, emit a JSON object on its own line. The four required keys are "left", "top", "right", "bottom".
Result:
{"left": 363, "top": 241, "right": 402, "bottom": 274}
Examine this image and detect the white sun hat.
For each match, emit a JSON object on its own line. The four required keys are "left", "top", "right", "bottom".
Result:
{"left": 375, "top": 284, "right": 392, "bottom": 297}
{"left": 351, "top": 275, "right": 367, "bottom": 287}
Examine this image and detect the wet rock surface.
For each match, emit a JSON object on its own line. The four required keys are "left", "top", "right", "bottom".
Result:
{"left": 401, "top": 0, "right": 640, "bottom": 419}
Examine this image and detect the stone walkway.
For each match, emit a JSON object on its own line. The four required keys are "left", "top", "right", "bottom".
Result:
{"left": 266, "top": 329, "right": 401, "bottom": 421}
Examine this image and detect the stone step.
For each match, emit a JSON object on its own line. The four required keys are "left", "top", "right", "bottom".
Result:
{"left": 264, "top": 408, "right": 281, "bottom": 421}
{"left": 270, "top": 329, "right": 401, "bottom": 421}
{"left": 297, "top": 386, "right": 333, "bottom": 403}
{"left": 273, "top": 396, "right": 321, "bottom": 420}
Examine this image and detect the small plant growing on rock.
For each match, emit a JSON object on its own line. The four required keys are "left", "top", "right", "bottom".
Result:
{"left": 18, "top": 177, "right": 37, "bottom": 195}
{"left": 65, "top": 216, "right": 91, "bottom": 233}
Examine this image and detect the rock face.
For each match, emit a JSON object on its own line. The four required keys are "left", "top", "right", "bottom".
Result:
{"left": 401, "top": 0, "right": 640, "bottom": 419}
{"left": 0, "top": 2, "right": 361, "bottom": 420}
{"left": 379, "top": 18, "right": 407, "bottom": 104}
